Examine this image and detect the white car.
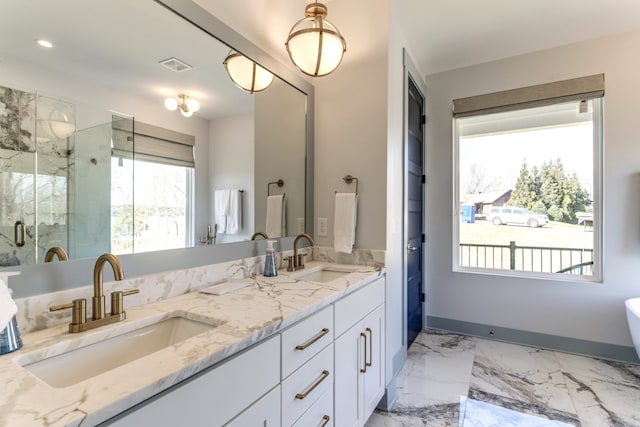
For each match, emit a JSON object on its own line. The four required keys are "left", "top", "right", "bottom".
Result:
{"left": 488, "top": 206, "right": 549, "bottom": 228}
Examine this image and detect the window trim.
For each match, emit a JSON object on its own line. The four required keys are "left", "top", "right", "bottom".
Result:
{"left": 452, "top": 96, "right": 604, "bottom": 282}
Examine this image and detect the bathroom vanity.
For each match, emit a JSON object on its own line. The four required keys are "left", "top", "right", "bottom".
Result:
{"left": 0, "top": 259, "right": 385, "bottom": 426}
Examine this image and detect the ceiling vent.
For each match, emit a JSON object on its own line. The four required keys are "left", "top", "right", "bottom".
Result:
{"left": 159, "top": 57, "right": 193, "bottom": 72}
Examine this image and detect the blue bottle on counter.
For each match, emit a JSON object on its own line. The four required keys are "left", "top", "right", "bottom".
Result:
{"left": 263, "top": 240, "right": 278, "bottom": 277}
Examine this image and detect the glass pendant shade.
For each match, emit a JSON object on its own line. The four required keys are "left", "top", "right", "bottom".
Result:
{"left": 186, "top": 98, "right": 200, "bottom": 112}
{"left": 223, "top": 51, "right": 274, "bottom": 94}
{"left": 286, "top": 3, "right": 346, "bottom": 77}
{"left": 165, "top": 94, "right": 199, "bottom": 117}
{"left": 164, "top": 97, "right": 178, "bottom": 111}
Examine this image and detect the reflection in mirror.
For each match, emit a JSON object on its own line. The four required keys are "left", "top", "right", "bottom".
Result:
{"left": 0, "top": 0, "right": 308, "bottom": 269}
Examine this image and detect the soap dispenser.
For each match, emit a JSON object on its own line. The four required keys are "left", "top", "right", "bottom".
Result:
{"left": 263, "top": 240, "right": 278, "bottom": 277}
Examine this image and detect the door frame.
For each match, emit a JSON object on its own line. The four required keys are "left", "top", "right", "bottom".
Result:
{"left": 402, "top": 49, "right": 427, "bottom": 349}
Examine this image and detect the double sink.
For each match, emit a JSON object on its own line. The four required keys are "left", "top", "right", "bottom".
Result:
{"left": 14, "top": 264, "right": 360, "bottom": 388}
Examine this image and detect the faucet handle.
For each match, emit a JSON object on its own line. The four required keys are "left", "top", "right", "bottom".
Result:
{"left": 296, "top": 252, "right": 307, "bottom": 270}
{"left": 110, "top": 289, "right": 139, "bottom": 316}
{"left": 285, "top": 256, "right": 294, "bottom": 272}
{"left": 50, "top": 299, "right": 87, "bottom": 327}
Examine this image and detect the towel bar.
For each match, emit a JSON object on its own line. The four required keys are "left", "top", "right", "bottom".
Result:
{"left": 268, "top": 179, "right": 284, "bottom": 196}
{"left": 336, "top": 175, "right": 358, "bottom": 195}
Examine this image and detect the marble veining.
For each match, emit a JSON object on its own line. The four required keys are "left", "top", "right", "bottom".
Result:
{"left": 366, "top": 330, "right": 640, "bottom": 427}
{"left": 1, "top": 250, "right": 383, "bottom": 426}
{"left": 460, "top": 397, "right": 575, "bottom": 427}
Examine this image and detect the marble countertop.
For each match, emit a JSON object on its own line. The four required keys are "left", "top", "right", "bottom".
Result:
{"left": 0, "top": 262, "right": 384, "bottom": 426}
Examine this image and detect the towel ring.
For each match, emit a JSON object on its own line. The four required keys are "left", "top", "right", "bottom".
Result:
{"left": 336, "top": 175, "right": 358, "bottom": 195}
{"left": 268, "top": 179, "right": 284, "bottom": 196}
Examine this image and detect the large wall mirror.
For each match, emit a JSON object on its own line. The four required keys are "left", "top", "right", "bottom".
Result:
{"left": 0, "top": 1, "right": 312, "bottom": 267}
{"left": 1, "top": 0, "right": 314, "bottom": 297}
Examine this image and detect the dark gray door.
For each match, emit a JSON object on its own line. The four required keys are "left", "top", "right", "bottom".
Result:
{"left": 406, "top": 77, "right": 424, "bottom": 347}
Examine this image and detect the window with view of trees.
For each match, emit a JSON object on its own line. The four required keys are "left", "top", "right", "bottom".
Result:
{"left": 453, "top": 77, "right": 603, "bottom": 280}
{"left": 110, "top": 120, "right": 195, "bottom": 255}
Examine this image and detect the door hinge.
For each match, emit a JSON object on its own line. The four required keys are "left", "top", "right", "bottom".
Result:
{"left": 421, "top": 114, "right": 426, "bottom": 125}
{"left": 421, "top": 174, "right": 426, "bottom": 184}
{"left": 421, "top": 234, "right": 425, "bottom": 243}
{"left": 421, "top": 293, "right": 425, "bottom": 302}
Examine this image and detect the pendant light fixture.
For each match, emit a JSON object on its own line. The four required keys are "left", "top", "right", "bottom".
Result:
{"left": 285, "top": 2, "right": 346, "bottom": 77}
{"left": 164, "top": 94, "right": 200, "bottom": 117}
{"left": 223, "top": 51, "right": 274, "bottom": 94}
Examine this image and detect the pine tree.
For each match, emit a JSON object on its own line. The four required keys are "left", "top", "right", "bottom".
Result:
{"left": 509, "top": 158, "right": 590, "bottom": 224}
{"left": 510, "top": 160, "right": 535, "bottom": 209}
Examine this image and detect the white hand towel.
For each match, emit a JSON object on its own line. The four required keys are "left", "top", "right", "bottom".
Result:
{"left": 334, "top": 193, "right": 358, "bottom": 254}
{"left": 266, "top": 194, "right": 285, "bottom": 238}
{"left": 226, "top": 190, "right": 242, "bottom": 235}
{"left": 0, "top": 276, "right": 17, "bottom": 331}
{"left": 214, "top": 189, "right": 231, "bottom": 234}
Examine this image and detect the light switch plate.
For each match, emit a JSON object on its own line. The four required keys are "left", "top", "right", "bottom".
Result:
{"left": 297, "top": 217, "right": 305, "bottom": 234}
{"left": 318, "top": 218, "right": 328, "bottom": 237}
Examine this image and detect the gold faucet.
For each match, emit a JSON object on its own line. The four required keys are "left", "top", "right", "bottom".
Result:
{"left": 44, "top": 246, "right": 68, "bottom": 262}
{"left": 50, "top": 253, "right": 139, "bottom": 333}
{"left": 251, "top": 231, "right": 269, "bottom": 240}
{"left": 290, "top": 233, "right": 315, "bottom": 271}
{"left": 93, "top": 253, "right": 124, "bottom": 320}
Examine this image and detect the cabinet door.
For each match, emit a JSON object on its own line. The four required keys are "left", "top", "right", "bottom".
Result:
{"left": 226, "top": 385, "right": 281, "bottom": 427}
{"left": 334, "top": 320, "right": 364, "bottom": 427}
{"left": 107, "top": 335, "right": 280, "bottom": 426}
{"left": 362, "top": 304, "right": 385, "bottom": 419}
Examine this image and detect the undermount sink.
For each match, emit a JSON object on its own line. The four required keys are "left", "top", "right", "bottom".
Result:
{"left": 20, "top": 316, "right": 221, "bottom": 388}
{"left": 291, "top": 265, "right": 359, "bottom": 283}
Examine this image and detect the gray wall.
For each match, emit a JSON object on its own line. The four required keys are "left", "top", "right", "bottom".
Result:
{"left": 424, "top": 28, "right": 640, "bottom": 348}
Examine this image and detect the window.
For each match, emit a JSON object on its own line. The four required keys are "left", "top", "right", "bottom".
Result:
{"left": 111, "top": 118, "right": 195, "bottom": 254}
{"left": 453, "top": 75, "right": 603, "bottom": 280}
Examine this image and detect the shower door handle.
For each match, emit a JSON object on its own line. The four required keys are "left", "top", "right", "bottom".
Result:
{"left": 14, "top": 220, "right": 25, "bottom": 247}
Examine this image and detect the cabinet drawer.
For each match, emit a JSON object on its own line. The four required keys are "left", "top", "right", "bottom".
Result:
{"left": 108, "top": 335, "right": 280, "bottom": 427}
{"left": 334, "top": 276, "right": 385, "bottom": 337}
{"left": 282, "top": 305, "right": 333, "bottom": 379}
{"left": 282, "top": 343, "right": 334, "bottom": 426}
{"left": 225, "top": 385, "right": 281, "bottom": 427}
{"left": 292, "top": 386, "right": 333, "bottom": 427}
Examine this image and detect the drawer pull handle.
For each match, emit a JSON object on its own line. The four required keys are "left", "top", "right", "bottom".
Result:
{"left": 295, "top": 328, "right": 330, "bottom": 350}
{"left": 295, "top": 370, "right": 330, "bottom": 399}
{"left": 360, "top": 332, "right": 367, "bottom": 373}
{"left": 366, "top": 327, "right": 373, "bottom": 368}
{"left": 320, "top": 415, "right": 330, "bottom": 426}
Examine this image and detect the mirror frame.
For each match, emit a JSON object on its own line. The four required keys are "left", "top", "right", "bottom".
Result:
{"left": 6, "top": 0, "right": 314, "bottom": 298}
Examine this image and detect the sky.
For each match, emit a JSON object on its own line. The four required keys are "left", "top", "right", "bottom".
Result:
{"left": 459, "top": 123, "right": 594, "bottom": 195}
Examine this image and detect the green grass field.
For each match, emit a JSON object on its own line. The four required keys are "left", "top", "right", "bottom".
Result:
{"left": 460, "top": 219, "right": 593, "bottom": 249}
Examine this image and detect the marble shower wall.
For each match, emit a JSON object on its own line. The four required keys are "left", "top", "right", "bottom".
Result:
{"left": 0, "top": 85, "right": 75, "bottom": 266}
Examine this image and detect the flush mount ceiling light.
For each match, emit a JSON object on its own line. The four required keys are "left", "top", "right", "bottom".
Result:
{"left": 164, "top": 94, "right": 200, "bottom": 117}
{"left": 36, "top": 39, "right": 53, "bottom": 48}
{"left": 285, "top": 2, "right": 346, "bottom": 77}
{"left": 223, "top": 51, "right": 274, "bottom": 94}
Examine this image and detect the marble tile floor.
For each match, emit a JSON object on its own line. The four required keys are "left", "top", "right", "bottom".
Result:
{"left": 366, "top": 329, "right": 640, "bottom": 427}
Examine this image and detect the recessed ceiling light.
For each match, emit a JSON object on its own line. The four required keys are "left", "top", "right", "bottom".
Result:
{"left": 36, "top": 39, "right": 53, "bottom": 48}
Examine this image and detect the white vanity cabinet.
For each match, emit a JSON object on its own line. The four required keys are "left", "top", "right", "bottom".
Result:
{"left": 105, "top": 272, "right": 385, "bottom": 427}
{"left": 107, "top": 335, "right": 280, "bottom": 427}
{"left": 334, "top": 276, "right": 386, "bottom": 427}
